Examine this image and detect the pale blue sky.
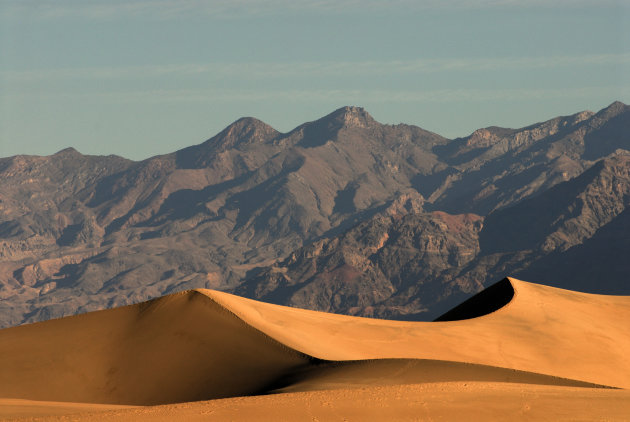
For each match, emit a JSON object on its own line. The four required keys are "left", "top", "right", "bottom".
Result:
{"left": 1, "top": 0, "right": 629, "bottom": 160}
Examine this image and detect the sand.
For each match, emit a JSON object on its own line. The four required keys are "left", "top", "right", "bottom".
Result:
{"left": 4, "top": 383, "right": 630, "bottom": 422}
{"left": 202, "top": 277, "right": 630, "bottom": 388}
{"left": 1, "top": 277, "right": 629, "bottom": 421}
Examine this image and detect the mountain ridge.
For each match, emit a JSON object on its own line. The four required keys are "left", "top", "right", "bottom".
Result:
{"left": 0, "top": 101, "right": 629, "bottom": 327}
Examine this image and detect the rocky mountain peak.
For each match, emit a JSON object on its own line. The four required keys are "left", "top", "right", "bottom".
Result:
{"left": 570, "top": 110, "right": 595, "bottom": 125}
{"left": 606, "top": 100, "right": 627, "bottom": 110}
{"left": 328, "top": 106, "right": 376, "bottom": 129}
{"left": 210, "top": 117, "right": 280, "bottom": 150}
{"left": 53, "top": 147, "right": 82, "bottom": 157}
{"left": 173, "top": 117, "right": 281, "bottom": 168}
{"left": 465, "top": 127, "right": 504, "bottom": 148}
{"left": 290, "top": 106, "right": 379, "bottom": 148}
{"left": 595, "top": 101, "right": 628, "bottom": 119}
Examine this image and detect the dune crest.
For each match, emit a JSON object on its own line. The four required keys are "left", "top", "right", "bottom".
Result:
{"left": 0, "top": 277, "right": 629, "bottom": 411}
{"left": 200, "top": 277, "right": 630, "bottom": 389}
{"left": 433, "top": 277, "right": 515, "bottom": 321}
{"left": 0, "top": 290, "right": 312, "bottom": 405}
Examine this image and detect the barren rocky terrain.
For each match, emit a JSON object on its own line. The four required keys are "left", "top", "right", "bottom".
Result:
{"left": 1, "top": 101, "right": 629, "bottom": 326}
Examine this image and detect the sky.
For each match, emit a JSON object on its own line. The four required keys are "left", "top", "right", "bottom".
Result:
{"left": 1, "top": 0, "right": 629, "bottom": 160}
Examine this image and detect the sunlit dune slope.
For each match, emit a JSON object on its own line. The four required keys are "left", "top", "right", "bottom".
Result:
{"left": 0, "top": 277, "right": 628, "bottom": 409}
{"left": 271, "top": 358, "right": 601, "bottom": 394}
{"left": 202, "top": 277, "right": 630, "bottom": 389}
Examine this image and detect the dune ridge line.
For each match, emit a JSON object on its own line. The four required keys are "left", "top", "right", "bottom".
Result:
{"left": 0, "top": 277, "right": 629, "bottom": 409}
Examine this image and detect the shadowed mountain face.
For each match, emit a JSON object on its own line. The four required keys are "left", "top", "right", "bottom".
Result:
{"left": 1, "top": 102, "right": 629, "bottom": 327}
{"left": 237, "top": 152, "right": 630, "bottom": 319}
{"left": 234, "top": 211, "right": 483, "bottom": 320}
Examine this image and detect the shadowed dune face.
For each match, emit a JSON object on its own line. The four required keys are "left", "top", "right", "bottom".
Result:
{"left": 0, "top": 277, "right": 629, "bottom": 410}
{"left": 434, "top": 278, "right": 515, "bottom": 321}
{"left": 0, "top": 291, "right": 311, "bottom": 405}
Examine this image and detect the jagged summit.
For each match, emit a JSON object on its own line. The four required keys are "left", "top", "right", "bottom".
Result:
{"left": 284, "top": 106, "right": 380, "bottom": 148}
{"left": 325, "top": 106, "right": 376, "bottom": 129}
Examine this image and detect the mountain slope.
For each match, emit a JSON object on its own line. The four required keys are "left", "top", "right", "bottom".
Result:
{"left": 1, "top": 101, "right": 629, "bottom": 327}
{"left": 427, "top": 101, "right": 630, "bottom": 214}
{"left": 470, "top": 151, "right": 630, "bottom": 292}
{"left": 236, "top": 149, "right": 630, "bottom": 319}
{"left": 234, "top": 210, "right": 483, "bottom": 320}
{"left": 0, "top": 107, "right": 447, "bottom": 327}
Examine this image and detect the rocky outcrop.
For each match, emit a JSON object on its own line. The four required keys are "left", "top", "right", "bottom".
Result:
{"left": 235, "top": 211, "right": 484, "bottom": 320}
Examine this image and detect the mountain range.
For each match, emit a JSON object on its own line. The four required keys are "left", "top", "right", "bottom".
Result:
{"left": 1, "top": 101, "right": 629, "bottom": 327}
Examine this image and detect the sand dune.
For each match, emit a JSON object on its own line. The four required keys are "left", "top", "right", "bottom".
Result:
{"left": 1, "top": 277, "right": 629, "bottom": 420}
{"left": 0, "top": 290, "right": 311, "bottom": 405}
{"left": 271, "top": 358, "right": 605, "bottom": 394}
{"left": 202, "top": 277, "right": 630, "bottom": 388}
